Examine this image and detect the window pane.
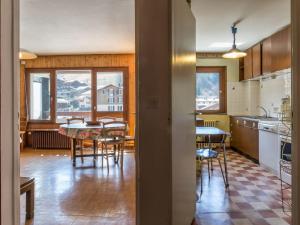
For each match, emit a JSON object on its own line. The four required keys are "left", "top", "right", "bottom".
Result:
{"left": 196, "top": 72, "right": 220, "bottom": 111}
{"left": 56, "top": 70, "right": 92, "bottom": 123}
{"left": 30, "top": 73, "right": 51, "bottom": 120}
{"left": 97, "top": 72, "right": 123, "bottom": 112}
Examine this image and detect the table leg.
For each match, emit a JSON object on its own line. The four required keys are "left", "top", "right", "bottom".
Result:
{"left": 223, "top": 143, "right": 229, "bottom": 187}
{"left": 72, "top": 139, "right": 76, "bottom": 167}
{"left": 93, "top": 140, "right": 97, "bottom": 167}
{"left": 26, "top": 185, "right": 34, "bottom": 219}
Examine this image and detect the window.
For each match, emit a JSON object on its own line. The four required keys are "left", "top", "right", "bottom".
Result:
{"left": 96, "top": 71, "right": 124, "bottom": 112}
{"left": 29, "top": 72, "right": 51, "bottom": 120}
{"left": 196, "top": 67, "right": 226, "bottom": 113}
{"left": 56, "top": 70, "right": 92, "bottom": 123}
{"left": 27, "top": 68, "right": 128, "bottom": 123}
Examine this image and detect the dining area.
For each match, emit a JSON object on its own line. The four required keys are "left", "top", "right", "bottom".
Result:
{"left": 19, "top": 116, "right": 136, "bottom": 225}
{"left": 59, "top": 117, "right": 134, "bottom": 169}
{"left": 195, "top": 123, "right": 230, "bottom": 196}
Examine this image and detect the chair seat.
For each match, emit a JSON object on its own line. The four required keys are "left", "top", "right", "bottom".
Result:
{"left": 196, "top": 149, "right": 218, "bottom": 159}
{"left": 101, "top": 138, "right": 124, "bottom": 145}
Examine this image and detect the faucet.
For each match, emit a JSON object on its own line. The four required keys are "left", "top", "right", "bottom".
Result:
{"left": 257, "top": 106, "right": 268, "bottom": 118}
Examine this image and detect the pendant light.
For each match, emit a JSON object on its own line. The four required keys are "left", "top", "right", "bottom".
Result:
{"left": 19, "top": 49, "right": 38, "bottom": 60}
{"left": 222, "top": 25, "right": 247, "bottom": 59}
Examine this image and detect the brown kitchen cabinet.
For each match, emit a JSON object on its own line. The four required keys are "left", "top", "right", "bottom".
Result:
{"left": 241, "top": 25, "right": 291, "bottom": 80}
{"left": 230, "top": 116, "right": 259, "bottom": 161}
{"left": 271, "top": 26, "right": 291, "bottom": 72}
{"left": 252, "top": 43, "right": 262, "bottom": 77}
{"left": 243, "top": 48, "right": 253, "bottom": 80}
{"left": 262, "top": 37, "right": 272, "bottom": 74}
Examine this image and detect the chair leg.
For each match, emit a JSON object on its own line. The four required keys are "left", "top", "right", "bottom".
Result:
{"left": 120, "top": 143, "right": 124, "bottom": 168}
{"left": 218, "top": 158, "right": 227, "bottom": 187}
{"left": 207, "top": 159, "right": 211, "bottom": 180}
{"left": 113, "top": 144, "right": 117, "bottom": 163}
{"left": 200, "top": 159, "right": 203, "bottom": 195}
{"left": 105, "top": 143, "right": 109, "bottom": 172}
{"left": 101, "top": 143, "right": 104, "bottom": 168}
{"left": 80, "top": 141, "right": 84, "bottom": 164}
{"left": 210, "top": 158, "right": 214, "bottom": 171}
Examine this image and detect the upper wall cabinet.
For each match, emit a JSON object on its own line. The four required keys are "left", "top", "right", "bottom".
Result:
{"left": 244, "top": 48, "right": 253, "bottom": 80}
{"left": 262, "top": 37, "right": 272, "bottom": 74}
{"left": 271, "top": 26, "right": 291, "bottom": 72}
{"left": 241, "top": 25, "right": 291, "bottom": 81}
{"left": 252, "top": 43, "right": 262, "bottom": 77}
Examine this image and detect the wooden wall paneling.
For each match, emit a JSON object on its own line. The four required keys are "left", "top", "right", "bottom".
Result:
{"left": 22, "top": 54, "right": 136, "bottom": 136}
{"left": 252, "top": 43, "right": 262, "bottom": 77}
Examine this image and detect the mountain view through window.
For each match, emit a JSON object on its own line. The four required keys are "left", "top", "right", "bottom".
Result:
{"left": 196, "top": 72, "right": 220, "bottom": 111}
{"left": 56, "top": 70, "right": 92, "bottom": 123}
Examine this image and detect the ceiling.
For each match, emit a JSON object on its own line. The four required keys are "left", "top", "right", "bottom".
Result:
{"left": 192, "top": 0, "right": 291, "bottom": 52}
{"left": 20, "top": 0, "right": 135, "bottom": 55}
{"left": 20, "top": 0, "right": 290, "bottom": 55}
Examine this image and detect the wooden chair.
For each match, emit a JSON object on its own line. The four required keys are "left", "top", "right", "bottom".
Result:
{"left": 100, "top": 121, "right": 127, "bottom": 172}
{"left": 20, "top": 117, "right": 28, "bottom": 151}
{"left": 20, "top": 177, "right": 35, "bottom": 219}
{"left": 67, "top": 118, "right": 92, "bottom": 163}
{"left": 125, "top": 125, "right": 135, "bottom": 149}
{"left": 196, "top": 134, "right": 227, "bottom": 195}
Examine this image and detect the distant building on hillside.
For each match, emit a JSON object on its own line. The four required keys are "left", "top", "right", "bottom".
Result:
{"left": 97, "top": 84, "right": 123, "bottom": 111}
{"left": 196, "top": 96, "right": 219, "bottom": 110}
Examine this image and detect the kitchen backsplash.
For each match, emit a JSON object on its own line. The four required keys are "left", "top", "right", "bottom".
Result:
{"left": 258, "top": 71, "right": 291, "bottom": 117}
{"left": 228, "top": 70, "right": 291, "bottom": 118}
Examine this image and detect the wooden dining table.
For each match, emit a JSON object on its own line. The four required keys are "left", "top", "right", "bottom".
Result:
{"left": 59, "top": 122, "right": 126, "bottom": 167}
{"left": 196, "top": 126, "right": 230, "bottom": 187}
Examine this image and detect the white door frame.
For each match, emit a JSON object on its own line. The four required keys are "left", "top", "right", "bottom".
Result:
{"left": 1, "top": 0, "right": 20, "bottom": 224}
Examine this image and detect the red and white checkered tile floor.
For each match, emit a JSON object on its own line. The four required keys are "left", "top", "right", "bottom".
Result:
{"left": 195, "top": 150, "right": 291, "bottom": 225}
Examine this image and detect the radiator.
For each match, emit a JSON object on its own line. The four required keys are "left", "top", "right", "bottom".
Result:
{"left": 204, "top": 120, "right": 217, "bottom": 127}
{"left": 30, "top": 130, "right": 71, "bottom": 149}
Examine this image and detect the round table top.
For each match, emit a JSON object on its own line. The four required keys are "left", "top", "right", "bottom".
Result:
{"left": 59, "top": 122, "right": 126, "bottom": 140}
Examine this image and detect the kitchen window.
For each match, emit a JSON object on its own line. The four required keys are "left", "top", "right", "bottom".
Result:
{"left": 196, "top": 67, "right": 226, "bottom": 114}
{"left": 26, "top": 68, "right": 128, "bottom": 123}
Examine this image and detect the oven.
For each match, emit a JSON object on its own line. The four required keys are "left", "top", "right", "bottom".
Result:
{"left": 280, "top": 135, "right": 291, "bottom": 185}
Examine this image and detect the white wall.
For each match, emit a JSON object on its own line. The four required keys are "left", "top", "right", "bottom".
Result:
{"left": 258, "top": 72, "right": 291, "bottom": 117}
{"left": 197, "top": 58, "right": 247, "bottom": 115}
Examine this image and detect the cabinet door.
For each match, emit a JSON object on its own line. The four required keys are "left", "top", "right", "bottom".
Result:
{"left": 244, "top": 48, "right": 253, "bottom": 80}
{"left": 262, "top": 37, "right": 272, "bottom": 74}
{"left": 230, "top": 117, "right": 240, "bottom": 148}
{"left": 271, "top": 26, "right": 291, "bottom": 72}
{"left": 252, "top": 44, "right": 262, "bottom": 77}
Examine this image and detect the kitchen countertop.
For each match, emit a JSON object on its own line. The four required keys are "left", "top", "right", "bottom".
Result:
{"left": 231, "top": 115, "right": 279, "bottom": 122}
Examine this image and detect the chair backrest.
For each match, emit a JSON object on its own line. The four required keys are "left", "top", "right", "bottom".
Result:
{"left": 102, "top": 121, "right": 128, "bottom": 140}
{"left": 20, "top": 117, "right": 28, "bottom": 132}
{"left": 204, "top": 120, "right": 217, "bottom": 127}
{"left": 67, "top": 118, "right": 85, "bottom": 125}
{"left": 97, "top": 116, "right": 123, "bottom": 123}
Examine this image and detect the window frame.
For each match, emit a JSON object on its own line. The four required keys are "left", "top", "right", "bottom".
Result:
{"left": 196, "top": 66, "right": 227, "bottom": 114}
{"left": 26, "top": 67, "right": 129, "bottom": 124}
{"left": 26, "top": 69, "right": 56, "bottom": 123}
{"left": 93, "top": 67, "right": 129, "bottom": 121}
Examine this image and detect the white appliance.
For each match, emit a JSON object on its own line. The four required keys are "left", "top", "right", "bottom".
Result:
{"left": 258, "top": 121, "right": 281, "bottom": 176}
{"left": 280, "top": 135, "right": 292, "bottom": 185}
